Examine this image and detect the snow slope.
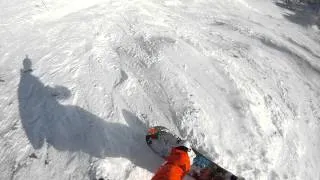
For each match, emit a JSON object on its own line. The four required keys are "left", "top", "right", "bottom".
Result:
{"left": 1, "top": 0, "right": 320, "bottom": 179}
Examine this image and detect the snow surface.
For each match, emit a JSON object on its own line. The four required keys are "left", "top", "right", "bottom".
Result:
{"left": 1, "top": 0, "right": 320, "bottom": 179}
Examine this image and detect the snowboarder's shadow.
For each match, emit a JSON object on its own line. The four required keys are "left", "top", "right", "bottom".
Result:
{"left": 18, "top": 57, "right": 161, "bottom": 173}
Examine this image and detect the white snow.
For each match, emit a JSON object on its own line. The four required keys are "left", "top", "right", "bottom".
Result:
{"left": 1, "top": 0, "right": 320, "bottom": 180}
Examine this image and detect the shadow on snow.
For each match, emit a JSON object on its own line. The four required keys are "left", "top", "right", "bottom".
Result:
{"left": 18, "top": 56, "right": 161, "bottom": 173}
{"left": 275, "top": 0, "right": 320, "bottom": 28}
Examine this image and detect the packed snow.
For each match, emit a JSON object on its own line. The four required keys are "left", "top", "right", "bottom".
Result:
{"left": 1, "top": 0, "right": 320, "bottom": 179}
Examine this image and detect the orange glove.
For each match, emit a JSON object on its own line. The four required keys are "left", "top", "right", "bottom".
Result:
{"left": 152, "top": 147, "right": 191, "bottom": 180}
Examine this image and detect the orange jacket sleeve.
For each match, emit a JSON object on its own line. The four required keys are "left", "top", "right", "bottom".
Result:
{"left": 152, "top": 148, "right": 191, "bottom": 180}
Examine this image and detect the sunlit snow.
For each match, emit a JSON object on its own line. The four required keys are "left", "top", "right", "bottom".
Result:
{"left": 1, "top": 0, "right": 320, "bottom": 180}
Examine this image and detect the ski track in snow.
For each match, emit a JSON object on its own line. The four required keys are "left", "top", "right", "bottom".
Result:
{"left": 1, "top": 0, "right": 320, "bottom": 179}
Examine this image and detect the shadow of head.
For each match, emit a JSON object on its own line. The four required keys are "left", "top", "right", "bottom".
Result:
{"left": 23, "top": 55, "right": 32, "bottom": 72}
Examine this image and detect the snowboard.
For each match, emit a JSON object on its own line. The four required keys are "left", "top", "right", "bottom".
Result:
{"left": 146, "top": 126, "right": 244, "bottom": 180}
